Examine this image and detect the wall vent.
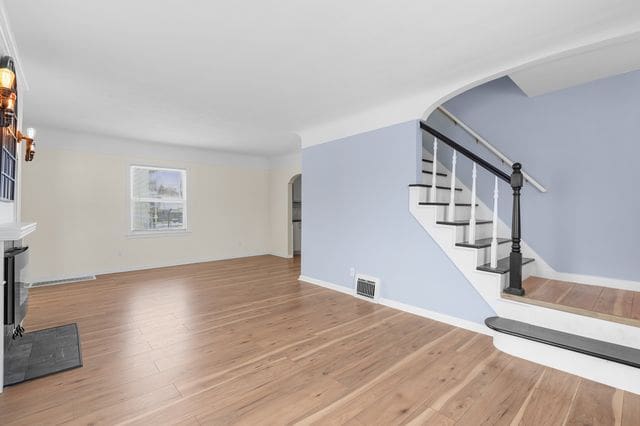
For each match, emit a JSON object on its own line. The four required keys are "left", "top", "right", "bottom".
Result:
{"left": 30, "top": 275, "right": 96, "bottom": 288}
{"left": 355, "top": 274, "right": 379, "bottom": 301}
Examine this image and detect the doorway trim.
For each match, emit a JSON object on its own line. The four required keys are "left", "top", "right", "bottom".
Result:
{"left": 287, "top": 173, "right": 301, "bottom": 258}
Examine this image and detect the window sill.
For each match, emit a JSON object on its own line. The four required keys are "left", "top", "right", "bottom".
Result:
{"left": 126, "top": 229, "right": 191, "bottom": 239}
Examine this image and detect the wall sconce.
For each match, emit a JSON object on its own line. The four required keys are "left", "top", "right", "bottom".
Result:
{"left": 0, "top": 56, "right": 16, "bottom": 128}
{"left": 17, "top": 127, "right": 36, "bottom": 161}
{"left": 0, "top": 55, "right": 36, "bottom": 162}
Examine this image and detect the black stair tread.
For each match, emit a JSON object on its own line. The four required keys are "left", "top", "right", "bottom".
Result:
{"left": 477, "top": 257, "right": 535, "bottom": 274}
{"left": 408, "top": 184, "right": 462, "bottom": 192}
{"left": 419, "top": 202, "right": 478, "bottom": 207}
{"left": 485, "top": 316, "right": 640, "bottom": 369}
{"left": 422, "top": 170, "right": 448, "bottom": 177}
{"left": 436, "top": 220, "right": 492, "bottom": 226}
{"left": 457, "top": 237, "right": 511, "bottom": 249}
{"left": 422, "top": 159, "right": 434, "bottom": 163}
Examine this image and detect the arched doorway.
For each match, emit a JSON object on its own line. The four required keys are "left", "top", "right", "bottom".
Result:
{"left": 288, "top": 174, "right": 302, "bottom": 258}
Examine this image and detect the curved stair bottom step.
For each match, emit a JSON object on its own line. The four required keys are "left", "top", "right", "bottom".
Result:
{"left": 487, "top": 316, "right": 640, "bottom": 394}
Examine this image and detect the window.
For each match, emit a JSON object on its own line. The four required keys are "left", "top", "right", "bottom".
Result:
{"left": 0, "top": 127, "right": 17, "bottom": 201}
{"left": 130, "top": 166, "right": 187, "bottom": 233}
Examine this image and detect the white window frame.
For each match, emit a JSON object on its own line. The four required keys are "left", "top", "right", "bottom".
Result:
{"left": 129, "top": 165, "right": 188, "bottom": 235}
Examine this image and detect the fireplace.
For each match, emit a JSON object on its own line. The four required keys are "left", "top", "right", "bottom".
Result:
{"left": 4, "top": 246, "right": 29, "bottom": 342}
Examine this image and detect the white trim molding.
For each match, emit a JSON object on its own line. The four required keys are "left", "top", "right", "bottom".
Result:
{"left": 379, "top": 298, "right": 492, "bottom": 336}
{"left": 298, "top": 275, "right": 492, "bottom": 336}
{"left": 29, "top": 251, "right": 271, "bottom": 285}
{"left": 298, "top": 275, "right": 353, "bottom": 296}
{"left": 0, "top": 221, "right": 36, "bottom": 240}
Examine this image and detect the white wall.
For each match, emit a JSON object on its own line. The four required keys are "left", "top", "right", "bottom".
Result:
{"left": 268, "top": 153, "right": 301, "bottom": 258}
{"left": 21, "top": 127, "right": 272, "bottom": 282}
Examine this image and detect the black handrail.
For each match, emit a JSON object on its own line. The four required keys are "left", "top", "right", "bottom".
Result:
{"left": 420, "top": 120, "right": 525, "bottom": 296}
{"left": 420, "top": 121, "right": 510, "bottom": 183}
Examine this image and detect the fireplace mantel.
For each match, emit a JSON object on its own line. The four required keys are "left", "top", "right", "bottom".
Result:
{"left": 0, "top": 222, "right": 37, "bottom": 240}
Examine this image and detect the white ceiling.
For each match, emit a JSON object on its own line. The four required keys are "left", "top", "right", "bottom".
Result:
{"left": 510, "top": 33, "right": 640, "bottom": 96}
{"left": 5, "top": 0, "right": 640, "bottom": 155}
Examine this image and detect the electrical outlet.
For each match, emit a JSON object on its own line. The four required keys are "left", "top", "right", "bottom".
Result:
{"left": 349, "top": 267, "right": 355, "bottom": 277}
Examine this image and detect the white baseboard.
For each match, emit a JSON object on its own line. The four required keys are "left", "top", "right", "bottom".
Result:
{"left": 379, "top": 298, "right": 492, "bottom": 336}
{"left": 27, "top": 251, "right": 271, "bottom": 284}
{"left": 270, "top": 251, "right": 294, "bottom": 259}
{"left": 298, "top": 275, "right": 354, "bottom": 295}
{"left": 298, "top": 275, "right": 491, "bottom": 336}
{"left": 31, "top": 275, "right": 97, "bottom": 287}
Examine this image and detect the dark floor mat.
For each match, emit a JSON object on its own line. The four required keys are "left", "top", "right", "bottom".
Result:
{"left": 4, "top": 323, "right": 82, "bottom": 386}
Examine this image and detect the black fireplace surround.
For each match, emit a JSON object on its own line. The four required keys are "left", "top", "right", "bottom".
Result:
{"left": 4, "top": 246, "right": 28, "bottom": 343}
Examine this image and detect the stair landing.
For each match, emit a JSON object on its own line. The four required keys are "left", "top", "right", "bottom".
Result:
{"left": 502, "top": 276, "right": 640, "bottom": 328}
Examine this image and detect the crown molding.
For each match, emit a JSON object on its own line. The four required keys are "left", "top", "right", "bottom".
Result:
{"left": 36, "top": 125, "right": 272, "bottom": 168}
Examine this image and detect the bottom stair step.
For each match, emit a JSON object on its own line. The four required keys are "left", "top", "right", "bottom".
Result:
{"left": 477, "top": 256, "right": 534, "bottom": 274}
{"left": 485, "top": 316, "right": 640, "bottom": 368}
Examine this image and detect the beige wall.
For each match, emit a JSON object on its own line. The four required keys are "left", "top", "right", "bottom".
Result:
{"left": 22, "top": 128, "right": 271, "bottom": 282}
{"left": 268, "top": 153, "right": 301, "bottom": 258}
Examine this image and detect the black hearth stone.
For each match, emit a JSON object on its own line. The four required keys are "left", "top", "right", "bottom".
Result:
{"left": 4, "top": 323, "right": 82, "bottom": 386}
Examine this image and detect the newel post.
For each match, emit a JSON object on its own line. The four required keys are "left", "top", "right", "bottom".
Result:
{"left": 504, "top": 163, "right": 525, "bottom": 296}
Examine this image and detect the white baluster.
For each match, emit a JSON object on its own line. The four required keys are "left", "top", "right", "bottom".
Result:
{"left": 469, "top": 162, "right": 477, "bottom": 244}
{"left": 429, "top": 137, "right": 438, "bottom": 202}
{"left": 447, "top": 150, "right": 457, "bottom": 222}
{"left": 490, "top": 176, "right": 499, "bottom": 268}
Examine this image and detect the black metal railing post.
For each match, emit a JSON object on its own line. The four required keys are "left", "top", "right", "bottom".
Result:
{"left": 505, "top": 163, "right": 525, "bottom": 296}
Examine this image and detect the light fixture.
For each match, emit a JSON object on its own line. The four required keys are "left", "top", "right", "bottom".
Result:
{"left": 17, "top": 127, "right": 36, "bottom": 161}
{"left": 0, "top": 55, "right": 36, "bottom": 162}
{"left": 0, "top": 56, "right": 16, "bottom": 128}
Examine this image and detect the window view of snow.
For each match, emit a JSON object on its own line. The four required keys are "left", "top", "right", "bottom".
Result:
{"left": 131, "top": 167, "right": 186, "bottom": 231}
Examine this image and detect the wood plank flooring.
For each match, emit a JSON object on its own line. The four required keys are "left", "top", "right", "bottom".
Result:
{"left": 0, "top": 255, "right": 638, "bottom": 425}
{"left": 504, "top": 276, "right": 640, "bottom": 327}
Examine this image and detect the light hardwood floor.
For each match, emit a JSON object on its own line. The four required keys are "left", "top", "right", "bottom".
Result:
{"left": 1, "top": 255, "right": 638, "bottom": 425}
{"left": 504, "top": 276, "right": 640, "bottom": 328}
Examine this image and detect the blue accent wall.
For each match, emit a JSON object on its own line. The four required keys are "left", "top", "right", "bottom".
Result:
{"left": 301, "top": 121, "right": 495, "bottom": 324}
{"left": 428, "top": 72, "right": 640, "bottom": 282}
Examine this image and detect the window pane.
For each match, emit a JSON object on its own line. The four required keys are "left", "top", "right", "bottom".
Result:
{"left": 132, "top": 202, "right": 184, "bottom": 231}
{"left": 132, "top": 167, "right": 184, "bottom": 200}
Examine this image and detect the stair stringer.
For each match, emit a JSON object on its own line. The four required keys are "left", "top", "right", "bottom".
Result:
{"left": 410, "top": 187, "right": 526, "bottom": 309}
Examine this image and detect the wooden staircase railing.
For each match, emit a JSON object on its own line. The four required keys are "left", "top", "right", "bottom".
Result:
{"left": 420, "top": 121, "right": 525, "bottom": 295}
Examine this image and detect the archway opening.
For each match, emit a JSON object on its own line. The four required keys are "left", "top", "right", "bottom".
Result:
{"left": 288, "top": 174, "right": 302, "bottom": 258}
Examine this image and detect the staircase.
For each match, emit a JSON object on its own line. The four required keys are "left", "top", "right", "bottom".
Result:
{"left": 410, "top": 119, "right": 640, "bottom": 394}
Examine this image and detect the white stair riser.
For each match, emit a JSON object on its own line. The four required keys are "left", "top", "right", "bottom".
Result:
{"left": 421, "top": 174, "right": 452, "bottom": 188}
{"left": 496, "top": 298, "right": 640, "bottom": 348}
{"left": 476, "top": 243, "right": 512, "bottom": 266}
{"left": 453, "top": 223, "right": 494, "bottom": 243}
{"left": 413, "top": 187, "right": 459, "bottom": 204}
{"left": 479, "top": 259, "right": 536, "bottom": 290}
{"left": 433, "top": 206, "right": 468, "bottom": 221}
{"left": 493, "top": 334, "right": 640, "bottom": 395}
